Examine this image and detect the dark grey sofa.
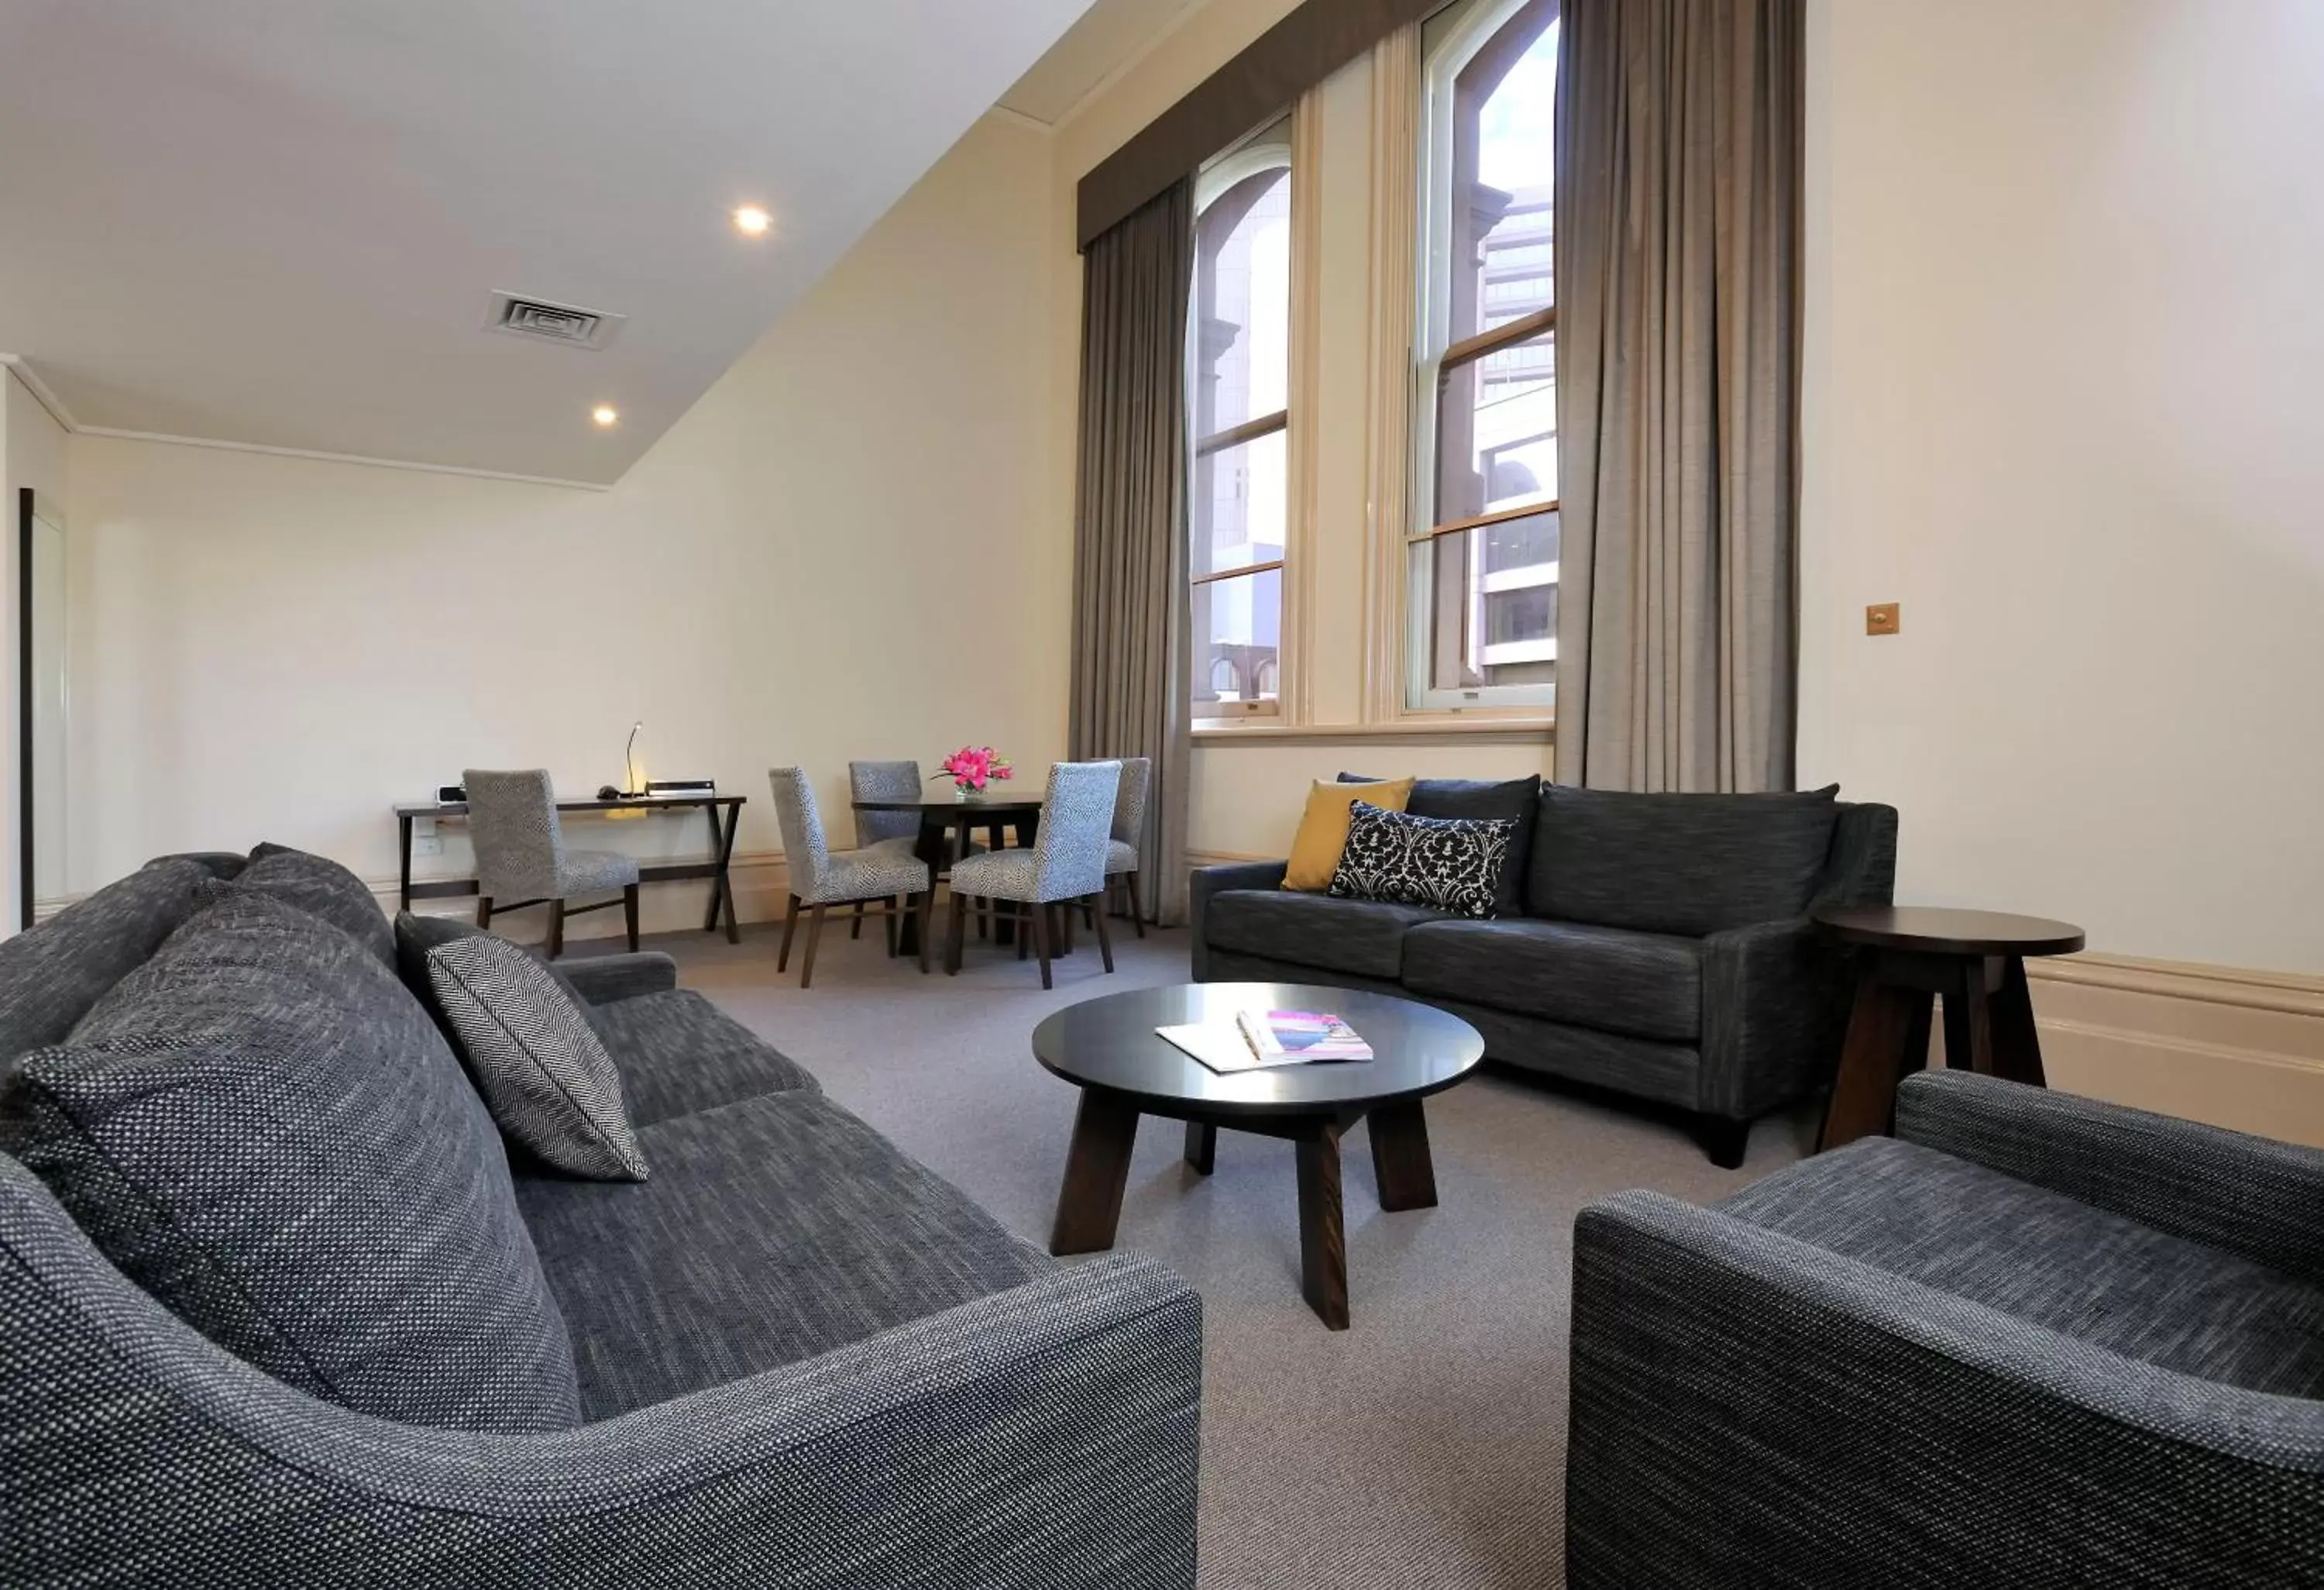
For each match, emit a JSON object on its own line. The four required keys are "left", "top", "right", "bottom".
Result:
{"left": 1191, "top": 780, "right": 1896, "bottom": 1164}
{"left": 0, "top": 848, "right": 1202, "bottom": 1588}
{"left": 1567, "top": 1071, "right": 2324, "bottom": 1585}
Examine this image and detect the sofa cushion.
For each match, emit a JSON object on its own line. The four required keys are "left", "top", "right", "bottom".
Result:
{"left": 1342, "top": 773, "right": 1541, "bottom": 916}
{"left": 0, "top": 889, "right": 579, "bottom": 1430}
{"left": 1719, "top": 1136, "right": 2324, "bottom": 1397}
{"left": 1205, "top": 889, "right": 1449, "bottom": 980}
{"left": 0, "top": 858, "right": 221, "bottom": 1062}
{"left": 230, "top": 841, "right": 394, "bottom": 966}
{"left": 515, "top": 1090, "right": 1053, "bottom": 1419}
{"left": 424, "top": 932, "right": 649, "bottom": 1182}
{"left": 1402, "top": 917, "right": 1703, "bottom": 1042}
{"left": 1528, "top": 784, "right": 1839, "bottom": 935}
{"left": 1330, "top": 802, "right": 1518, "bottom": 919}
{"left": 1284, "top": 777, "right": 1413, "bottom": 892}
{"left": 591, "top": 989, "right": 820, "bottom": 1127}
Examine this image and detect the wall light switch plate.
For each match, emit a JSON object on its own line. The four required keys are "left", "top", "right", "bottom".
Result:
{"left": 1865, "top": 602, "right": 1901, "bottom": 636}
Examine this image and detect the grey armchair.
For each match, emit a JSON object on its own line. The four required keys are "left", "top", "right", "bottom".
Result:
{"left": 1566, "top": 1070, "right": 2324, "bottom": 1586}
{"left": 947, "top": 761, "right": 1120, "bottom": 989}
{"left": 463, "top": 769, "right": 639, "bottom": 958}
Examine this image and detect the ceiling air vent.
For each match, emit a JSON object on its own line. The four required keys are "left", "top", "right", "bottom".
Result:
{"left": 483, "top": 292, "right": 626, "bottom": 351}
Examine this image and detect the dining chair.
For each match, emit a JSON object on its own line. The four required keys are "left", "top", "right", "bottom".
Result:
{"left": 463, "top": 769, "right": 641, "bottom": 959}
{"left": 1103, "top": 755, "right": 1152, "bottom": 938}
{"left": 848, "top": 761, "right": 923, "bottom": 856}
{"left": 945, "top": 760, "right": 1121, "bottom": 990}
{"left": 768, "top": 767, "right": 935, "bottom": 988}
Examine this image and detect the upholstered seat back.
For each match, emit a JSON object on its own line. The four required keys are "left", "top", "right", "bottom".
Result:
{"left": 463, "top": 769, "right": 569, "bottom": 903}
{"left": 1028, "top": 761, "right": 1121, "bottom": 903}
{"left": 849, "top": 761, "right": 922, "bottom": 848}
{"left": 767, "top": 768, "right": 834, "bottom": 900}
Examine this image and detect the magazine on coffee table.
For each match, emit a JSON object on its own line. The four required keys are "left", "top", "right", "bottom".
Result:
{"left": 1157, "top": 1008, "right": 1373, "bottom": 1073}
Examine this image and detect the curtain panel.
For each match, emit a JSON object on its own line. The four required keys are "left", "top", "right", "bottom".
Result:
{"left": 1552, "top": 0, "right": 1804, "bottom": 793}
{"left": 1068, "top": 181, "right": 1196, "bottom": 925}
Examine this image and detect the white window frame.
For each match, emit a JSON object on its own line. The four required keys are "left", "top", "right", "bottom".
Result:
{"left": 1406, "top": 0, "right": 1559, "bottom": 714}
{"left": 1189, "top": 121, "right": 1296, "bottom": 724}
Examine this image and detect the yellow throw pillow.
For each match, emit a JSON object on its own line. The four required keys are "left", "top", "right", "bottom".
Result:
{"left": 1282, "top": 777, "right": 1415, "bottom": 892}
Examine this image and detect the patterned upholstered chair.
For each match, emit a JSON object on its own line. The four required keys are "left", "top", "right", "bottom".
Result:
{"left": 848, "top": 761, "right": 924, "bottom": 859}
{"left": 768, "top": 767, "right": 934, "bottom": 988}
{"left": 463, "top": 769, "right": 639, "bottom": 958}
{"left": 1103, "top": 755, "right": 1152, "bottom": 938}
{"left": 946, "top": 761, "right": 1120, "bottom": 990}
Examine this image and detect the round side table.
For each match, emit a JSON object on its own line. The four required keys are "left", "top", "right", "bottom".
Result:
{"left": 1814, "top": 905, "right": 2085, "bottom": 1153}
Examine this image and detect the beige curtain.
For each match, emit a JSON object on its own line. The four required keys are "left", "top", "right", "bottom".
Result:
{"left": 1068, "top": 181, "right": 1195, "bottom": 924}
{"left": 1552, "top": 0, "right": 1803, "bottom": 792}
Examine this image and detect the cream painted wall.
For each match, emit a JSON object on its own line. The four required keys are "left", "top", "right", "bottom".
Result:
{"left": 1800, "top": 0, "right": 2324, "bottom": 976}
{"left": 61, "top": 115, "right": 1067, "bottom": 916}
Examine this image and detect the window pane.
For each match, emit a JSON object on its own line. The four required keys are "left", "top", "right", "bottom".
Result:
{"left": 1421, "top": 509, "right": 1558, "bottom": 692}
{"left": 1191, "top": 566, "right": 1284, "bottom": 709}
{"left": 1192, "top": 428, "right": 1287, "bottom": 580}
{"left": 1435, "top": 331, "right": 1556, "bottom": 528}
{"left": 1192, "top": 166, "right": 1291, "bottom": 440}
{"left": 1446, "top": 8, "right": 1558, "bottom": 349}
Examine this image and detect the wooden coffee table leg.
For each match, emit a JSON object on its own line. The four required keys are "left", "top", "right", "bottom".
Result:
{"left": 1988, "top": 955, "right": 2047, "bottom": 1086}
{"left": 1049, "top": 1091, "right": 1140, "bottom": 1256}
{"left": 1367, "top": 1099, "right": 1438, "bottom": 1212}
{"left": 1817, "top": 978, "right": 1934, "bottom": 1152}
{"left": 1184, "top": 1119, "right": 1216, "bottom": 1175}
{"left": 1294, "top": 1120, "right": 1349, "bottom": 1330}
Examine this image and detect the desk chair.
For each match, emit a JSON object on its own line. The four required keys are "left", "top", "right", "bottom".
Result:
{"left": 946, "top": 760, "right": 1120, "bottom": 990}
{"left": 770, "top": 767, "right": 935, "bottom": 988}
{"left": 463, "top": 769, "right": 640, "bottom": 958}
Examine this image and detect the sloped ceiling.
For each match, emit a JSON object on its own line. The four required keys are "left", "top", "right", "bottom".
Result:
{"left": 0, "top": 0, "right": 1094, "bottom": 485}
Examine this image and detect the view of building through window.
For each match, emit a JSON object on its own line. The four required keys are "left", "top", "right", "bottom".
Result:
{"left": 1415, "top": 0, "right": 1559, "bottom": 707}
{"left": 1190, "top": 131, "right": 1291, "bottom": 716}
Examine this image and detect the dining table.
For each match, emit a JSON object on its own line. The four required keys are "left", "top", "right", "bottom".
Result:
{"left": 851, "top": 793, "right": 1046, "bottom": 956}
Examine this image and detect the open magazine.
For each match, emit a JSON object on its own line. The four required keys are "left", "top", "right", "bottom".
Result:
{"left": 1157, "top": 1009, "right": 1373, "bottom": 1073}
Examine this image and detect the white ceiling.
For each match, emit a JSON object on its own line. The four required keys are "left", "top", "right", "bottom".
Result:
{"left": 0, "top": 0, "right": 1094, "bottom": 485}
{"left": 999, "top": 0, "right": 1200, "bottom": 126}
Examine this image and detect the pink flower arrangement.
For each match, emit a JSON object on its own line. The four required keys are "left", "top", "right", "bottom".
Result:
{"left": 932, "top": 745, "right": 1013, "bottom": 795}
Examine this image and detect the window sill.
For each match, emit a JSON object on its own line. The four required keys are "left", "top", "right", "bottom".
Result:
{"left": 1191, "top": 716, "right": 1553, "bottom": 746}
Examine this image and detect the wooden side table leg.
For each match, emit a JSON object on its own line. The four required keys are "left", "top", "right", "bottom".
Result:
{"left": 1817, "top": 979, "right": 1935, "bottom": 1152}
{"left": 1295, "top": 1120, "right": 1349, "bottom": 1330}
{"left": 1941, "top": 956, "right": 1998, "bottom": 1076}
{"left": 1184, "top": 1120, "right": 1215, "bottom": 1175}
{"left": 1367, "top": 1099, "right": 1439, "bottom": 1212}
{"left": 1989, "top": 955, "right": 2047, "bottom": 1086}
{"left": 1050, "top": 1092, "right": 1140, "bottom": 1255}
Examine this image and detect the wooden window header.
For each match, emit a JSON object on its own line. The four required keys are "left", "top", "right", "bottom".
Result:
{"left": 1077, "top": 0, "right": 1451, "bottom": 252}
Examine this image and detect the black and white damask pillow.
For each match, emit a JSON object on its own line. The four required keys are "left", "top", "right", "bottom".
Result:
{"left": 1329, "top": 801, "right": 1517, "bottom": 919}
{"left": 425, "top": 934, "right": 649, "bottom": 1182}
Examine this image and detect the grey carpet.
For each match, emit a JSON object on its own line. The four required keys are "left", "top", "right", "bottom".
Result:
{"left": 584, "top": 919, "right": 1811, "bottom": 1588}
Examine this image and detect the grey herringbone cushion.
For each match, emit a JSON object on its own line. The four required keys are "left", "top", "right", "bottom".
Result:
{"left": 516, "top": 1090, "right": 1054, "bottom": 1419}
{"left": 0, "top": 857, "right": 221, "bottom": 1062}
{"left": 425, "top": 933, "right": 648, "bottom": 1182}
{"left": 1528, "top": 783, "right": 1839, "bottom": 935}
{"left": 0, "top": 889, "right": 579, "bottom": 1430}
{"left": 1329, "top": 801, "right": 1516, "bottom": 918}
{"left": 232, "top": 841, "right": 395, "bottom": 966}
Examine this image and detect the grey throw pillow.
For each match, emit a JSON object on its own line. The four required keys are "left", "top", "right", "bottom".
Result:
{"left": 1329, "top": 801, "right": 1517, "bottom": 918}
{"left": 424, "top": 932, "right": 649, "bottom": 1182}
{"left": 231, "top": 842, "right": 395, "bottom": 967}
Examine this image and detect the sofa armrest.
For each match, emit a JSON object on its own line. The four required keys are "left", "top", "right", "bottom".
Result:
{"left": 1568, "top": 1189, "right": 2324, "bottom": 1588}
{"left": 1697, "top": 918, "right": 1851, "bottom": 1120}
{"left": 556, "top": 952, "right": 679, "bottom": 1006}
{"left": 1189, "top": 859, "right": 1287, "bottom": 981}
{"left": 1897, "top": 1069, "right": 2324, "bottom": 1282}
{"left": 0, "top": 1153, "right": 1202, "bottom": 1590}
{"left": 1810, "top": 801, "right": 1898, "bottom": 910}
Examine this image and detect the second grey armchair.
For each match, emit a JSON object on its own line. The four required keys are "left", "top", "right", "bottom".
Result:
{"left": 463, "top": 769, "right": 639, "bottom": 958}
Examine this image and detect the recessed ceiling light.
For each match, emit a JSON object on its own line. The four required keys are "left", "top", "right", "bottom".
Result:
{"left": 591, "top": 404, "right": 619, "bottom": 428}
{"left": 733, "top": 205, "right": 772, "bottom": 238}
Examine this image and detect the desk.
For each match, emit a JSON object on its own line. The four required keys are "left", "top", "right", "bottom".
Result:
{"left": 854, "top": 795, "right": 1043, "bottom": 955}
{"left": 394, "top": 794, "right": 747, "bottom": 943}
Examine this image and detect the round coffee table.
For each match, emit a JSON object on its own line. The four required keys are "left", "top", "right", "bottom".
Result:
{"left": 1033, "top": 982, "right": 1484, "bottom": 1330}
{"left": 1814, "top": 905, "right": 2085, "bottom": 1151}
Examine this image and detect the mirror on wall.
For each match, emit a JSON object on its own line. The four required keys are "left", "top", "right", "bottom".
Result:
{"left": 17, "top": 487, "right": 67, "bottom": 929}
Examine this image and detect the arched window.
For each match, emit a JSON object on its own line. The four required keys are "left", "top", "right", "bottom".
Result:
{"left": 1409, "top": 0, "right": 1559, "bottom": 709}
{"left": 1189, "top": 118, "right": 1291, "bottom": 717}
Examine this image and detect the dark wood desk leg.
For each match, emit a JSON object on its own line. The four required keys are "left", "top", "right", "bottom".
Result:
{"left": 1050, "top": 1092, "right": 1140, "bottom": 1254}
{"left": 1367, "top": 1100, "right": 1439, "bottom": 1213}
{"left": 1817, "top": 978, "right": 1934, "bottom": 1153}
{"left": 397, "top": 815, "right": 414, "bottom": 914}
{"left": 700, "top": 803, "right": 742, "bottom": 943}
{"left": 1184, "top": 1120, "right": 1215, "bottom": 1175}
{"left": 1941, "top": 956, "right": 1997, "bottom": 1076}
{"left": 1989, "top": 955, "right": 2047, "bottom": 1087}
{"left": 1295, "top": 1120, "right": 1350, "bottom": 1330}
